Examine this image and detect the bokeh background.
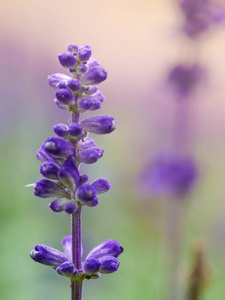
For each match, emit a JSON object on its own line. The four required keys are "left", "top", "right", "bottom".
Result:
{"left": 1, "top": 0, "right": 225, "bottom": 299}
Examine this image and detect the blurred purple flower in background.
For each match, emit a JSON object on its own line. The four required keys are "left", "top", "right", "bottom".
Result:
{"left": 139, "top": 152, "right": 198, "bottom": 197}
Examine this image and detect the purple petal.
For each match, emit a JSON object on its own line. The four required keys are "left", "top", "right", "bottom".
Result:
{"left": 86, "top": 240, "right": 124, "bottom": 260}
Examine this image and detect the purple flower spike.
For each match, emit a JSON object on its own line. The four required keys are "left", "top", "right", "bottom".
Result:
{"left": 67, "top": 43, "right": 79, "bottom": 54}
{"left": 99, "top": 256, "right": 120, "bottom": 274}
{"left": 67, "top": 78, "right": 81, "bottom": 92}
{"left": 45, "top": 137, "right": 74, "bottom": 158}
{"left": 83, "top": 258, "right": 101, "bottom": 274}
{"left": 81, "top": 66, "right": 107, "bottom": 85}
{"left": 61, "top": 236, "right": 72, "bottom": 261}
{"left": 77, "top": 147, "right": 104, "bottom": 164}
{"left": 53, "top": 123, "right": 69, "bottom": 138}
{"left": 30, "top": 244, "right": 68, "bottom": 266}
{"left": 58, "top": 52, "right": 76, "bottom": 68}
{"left": 40, "top": 161, "right": 59, "bottom": 180}
{"left": 86, "top": 240, "right": 124, "bottom": 260}
{"left": 80, "top": 115, "right": 116, "bottom": 134}
{"left": 64, "top": 200, "right": 78, "bottom": 214}
{"left": 68, "top": 124, "right": 83, "bottom": 137}
{"left": 58, "top": 156, "right": 80, "bottom": 191}
{"left": 77, "top": 97, "right": 93, "bottom": 112}
{"left": 86, "top": 196, "right": 99, "bottom": 207}
{"left": 34, "top": 179, "right": 69, "bottom": 198}
{"left": 91, "top": 178, "right": 111, "bottom": 194}
{"left": 77, "top": 44, "right": 92, "bottom": 62}
{"left": 49, "top": 198, "right": 67, "bottom": 212}
{"left": 56, "top": 262, "right": 77, "bottom": 276}
{"left": 55, "top": 89, "right": 74, "bottom": 105}
{"left": 76, "top": 184, "right": 96, "bottom": 205}
{"left": 48, "top": 73, "right": 71, "bottom": 88}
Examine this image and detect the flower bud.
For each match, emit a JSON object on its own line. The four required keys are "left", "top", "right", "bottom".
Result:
{"left": 68, "top": 124, "right": 83, "bottom": 137}
{"left": 49, "top": 198, "right": 67, "bottom": 212}
{"left": 99, "top": 256, "right": 120, "bottom": 274}
{"left": 67, "top": 78, "right": 81, "bottom": 91}
{"left": 76, "top": 184, "right": 96, "bottom": 205}
{"left": 58, "top": 51, "right": 76, "bottom": 68}
{"left": 56, "top": 262, "right": 77, "bottom": 276}
{"left": 89, "top": 90, "right": 105, "bottom": 103}
{"left": 86, "top": 196, "right": 99, "bottom": 207}
{"left": 83, "top": 258, "right": 101, "bottom": 274}
{"left": 86, "top": 57, "right": 100, "bottom": 69}
{"left": 81, "top": 66, "right": 107, "bottom": 85}
{"left": 58, "top": 156, "right": 80, "bottom": 191}
{"left": 58, "top": 81, "right": 68, "bottom": 89}
{"left": 55, "top": 89, "right": 74, "bottom": 105}
{"left": 84, "top": 85, "right": 98, "bottom": 95}
{"left": 77, "top": 97, "right": 93, "bottom": 111}
{"left": 77, "top": 44, "right": 92, "bottom": 62}
{"left": 30, "top": 244, "right": 68, "bottom": 266}
{"left": 45, "top": 137, "right": 74, "bottom": 158}
{"left": 80, "top": 115, "right": 116, "bottom": 134}
{"left": 91, "top": 178, "right": 110, "bottom": 194}
{"left": 76, "top": 64, "right": 88, "bottom": 74}
{"left": 40, "top": 161, "right": 59, "bottom": 180}
{"left": 54, "top": 98, "right": 67, "bottom": 110}
{"left": 53, "top": 123, "right": 69, "bottom": 137}
{"left": 67, "top": 43, "right": 79, "bottom": 54}
{"left": 89, "top": 99, "right": 102, "bottom": 111}
{"left": 86, "top": 240, "right": 123, "bottom": 260}
{"left": 77, "top": 137, "right": 96, "bottom": 150}
{"left": 48, "top": 73, "right": 71, "bottom": 88}
{"left": 34, "top": 179, "right": 69, "bottom": 198}
{"left": 77, "top": 147, "right": 104, "bottom": 164}
{"left": 64, "top": 200, "right": 78, "bottom": 214}
{"left": 61, "top": 236, "right": 72, "bottom": 261}
{"left": 79, "top": 174, "right": 89, "bottom": 186}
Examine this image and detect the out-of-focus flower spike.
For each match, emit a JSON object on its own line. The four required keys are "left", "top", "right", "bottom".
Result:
{"left": 49, "top": 198, "right": 67, "bottom": 212}
{"left": 83, "top": 258, "right": 101, "bottom": 274}
{"left": 56, "top": 262, "right": 77, "bottom": 276}
{"left": 81, "top": 66, "right": 107, "bottom": 85}
{"left": 99, "top": 256, "right": 120, "bottom": 274}
{"left": 30, "top": 244, "right": 69, "bottom": 266}
{"left": 53, "top": 123, "right": 69, "bottom": 138}
{"left": 58, "top": 52, "right": 76, "bottom": 68}
{"left": 91, "top": 178, "right": 110, "bottom": 194}
{"left": 86, "top": 240, "right": 124, "bottom": 260}
{"left": 58, "top": 156, "right": 80, "bottom": 191}
{"left": 34, "top": 179, "right": 70, "bottom": 198}
{"left": 45, "top": 137, "right": 74, "bottom": 158}
{"left": 40, "top": 161, "right": 59, "bottom": 180}
{"left": 77, "top": 44, "right": 92, "bottom": 62}
{"left": 80, "top": 115, "right": 116, "bottom": 134}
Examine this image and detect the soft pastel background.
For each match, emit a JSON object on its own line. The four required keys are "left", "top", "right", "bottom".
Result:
{"left": 1, "top": 0, "right": 225, "bottom": 299}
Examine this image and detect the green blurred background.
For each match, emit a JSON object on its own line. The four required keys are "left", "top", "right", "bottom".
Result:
{"left": 1, "top": 0, "right": 225, "bottom": 299}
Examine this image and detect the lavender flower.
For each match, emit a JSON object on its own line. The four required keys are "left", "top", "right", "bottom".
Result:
{"left": 179, "top": 0, "right": 225, "bottom": 37}
{"left": 29, "top": 43, "right": 123, "bottom": 299}
{"left": 139, "top": 153, "right": 198, "bottom": 197}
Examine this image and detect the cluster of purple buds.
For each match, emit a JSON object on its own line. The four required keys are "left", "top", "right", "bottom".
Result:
{"left": 29, "top": 43, "right": 117, "bottom": 214}
{"left": 29, "top": 43, "right": 123, "bottom": 286}
{"left": 179, "top": 0, "right": 225, "bottom": 38}
{"left": 30, "top": 237, "right": 123, "bottom": 279}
